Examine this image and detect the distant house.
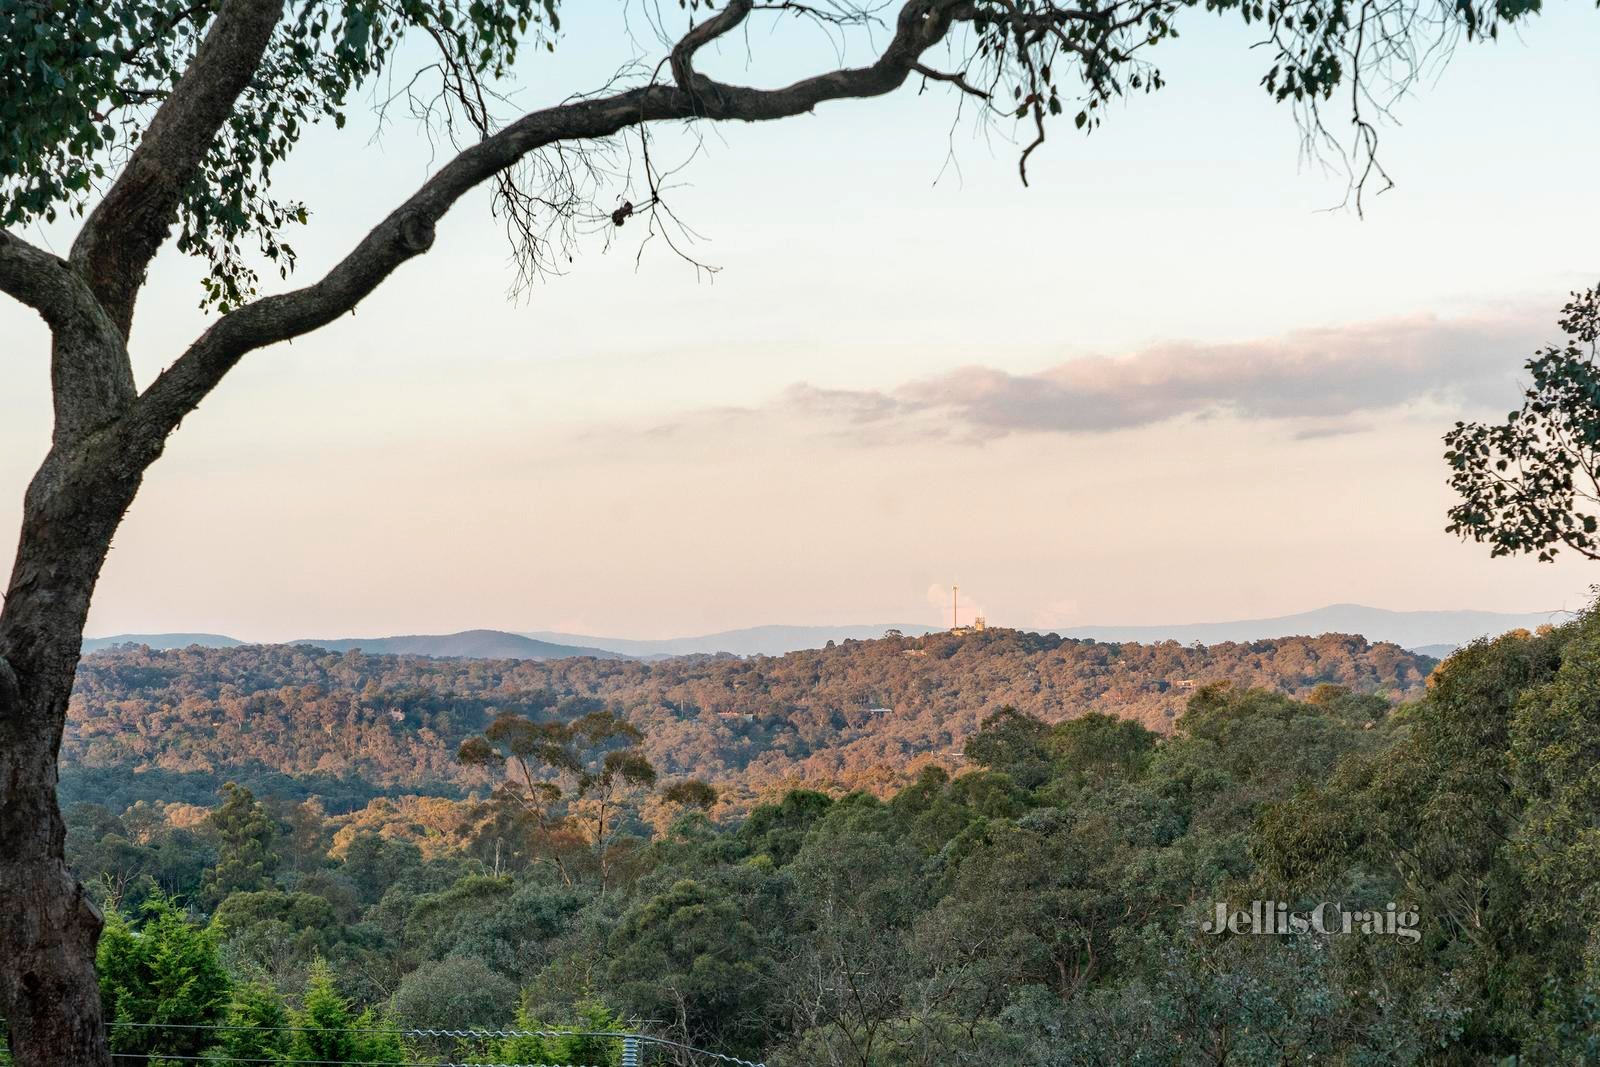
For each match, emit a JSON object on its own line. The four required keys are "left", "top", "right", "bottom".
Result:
{"left": 1170, "top": 678, "right": 1197, "bottom": 692}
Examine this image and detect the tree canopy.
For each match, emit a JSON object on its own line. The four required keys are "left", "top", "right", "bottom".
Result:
{"left": 1446, "top": 284, "right": 1600, "bottom": 561}
{"left": 42, "top": 606, "right": 1600, "bottom": 1063}
{"left": 1, "top": 0, "right": 1562, "bottom": 336}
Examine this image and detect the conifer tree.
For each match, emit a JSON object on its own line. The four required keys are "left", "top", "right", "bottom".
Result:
{"left": 200, "top": 784, "right": 279, "bottom": 906}
{"left": 96, "top": 898, "right": 231, "bottom": 1065}
{"left": 286, "top": 960, "right": 403, "bottom": 1065}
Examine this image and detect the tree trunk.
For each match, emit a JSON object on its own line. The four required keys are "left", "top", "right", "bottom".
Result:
{"left": 0, "top": 671, "right": 109, "bottom": 1067}
{"left": 0, "top": 435, "right": 147, "bottom": 1067}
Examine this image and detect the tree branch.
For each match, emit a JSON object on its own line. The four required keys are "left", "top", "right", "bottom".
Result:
{"left": 127, "top": 0, "right": 961, "bottom": 452}
{"left": 670, "top": 0, "right": 756, "bottom": 102}
{"left": 1, "top": 232, "right": 138, "bottom": 443}
{"left": 69, "top": 0, "right": 286, "bottom": 340}
{"left": 911, "top": 62, "right": 990, "bottom": 98}
{"left": 0, "top": 233, "right": 95, "bottom": 329}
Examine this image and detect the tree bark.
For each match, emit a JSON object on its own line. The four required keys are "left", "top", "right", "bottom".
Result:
{"left": 0, "top": 430, "right": 148, "bottom": 1067}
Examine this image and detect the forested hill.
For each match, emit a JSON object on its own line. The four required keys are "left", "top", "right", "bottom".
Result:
{"left": 66, "top": 628, "right": 1435, "bottom": 809}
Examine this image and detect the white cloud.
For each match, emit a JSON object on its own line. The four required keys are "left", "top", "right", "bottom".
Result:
{"left": 773, "top": 313, "right": 1540, "bottom": 441}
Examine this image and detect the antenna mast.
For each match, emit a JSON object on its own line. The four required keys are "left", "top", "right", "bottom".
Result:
{"left": 952, "top": 585, "right": 959, "bottom": 630}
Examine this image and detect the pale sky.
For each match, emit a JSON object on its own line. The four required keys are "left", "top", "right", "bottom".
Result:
{"left": 3, "top": 1, "right": 1598, "bottom": 640}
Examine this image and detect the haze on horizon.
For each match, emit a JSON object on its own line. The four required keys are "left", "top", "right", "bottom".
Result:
{"left": 3, "top": 2, "right": 1597, "bottom": 643}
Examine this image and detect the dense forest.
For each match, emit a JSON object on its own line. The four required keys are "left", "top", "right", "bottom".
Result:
{"left": 65, "top": 628, "right": 1435, "bottom": 812}
{"left": 34, "top": 609, "right": 1600, "bottom": 1064}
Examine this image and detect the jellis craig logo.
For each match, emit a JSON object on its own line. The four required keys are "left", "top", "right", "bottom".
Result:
{"left": 1202, "top": 901, "right": 1420, "bottom": 943}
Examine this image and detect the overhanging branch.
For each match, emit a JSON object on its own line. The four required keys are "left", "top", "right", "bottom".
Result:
{"left": 126, "top": 0, "right": 962, "bottom": 452}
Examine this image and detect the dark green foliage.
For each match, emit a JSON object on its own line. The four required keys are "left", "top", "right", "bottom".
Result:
{"left": 737, "top": 789, "right": 833, "bottom": 866}
{"left": 391, "top": 956, "right": 518, "bottom": 1031}
{"left": 607, "top": 878, "right": 775, "bottom": 1052}
{"left": 214, "top": 981, "right": 291, "bottom": 1067}
{"left": 201, "top": 783, "right": 278, "bottom": 905}
{"left": 66, "top": 801, "right": 213, "bottom": 909}
{"left": 287, "top": 959, "right": 403, "bottom": 1064}
{"left": 1509, "top": 623, "right": 1600, "bottom": 930}
{"left": 341, "top": 833, "right": 423, "bottom": 906}
{"left": 53, "top": 609, "right": 1600, "bottom": 1063}
{"left": 97, "top": 896, "right": 232, "bottom": 1065}
{"left": 965, "top": 705, "right": 1056, "bottom": 789}
{"left": 211, "top": 888, "right": 346, "bottom": 960}
{"left": 1447, "top": 284, "right": 1600, "bottom": 561}
{"left": 1045, "top": 711, "right": 1158, "bottom": 787}
{"left": 0, "top": 0, "right": 559, "bottom": 308}
{"left": 472, "top": 1002, "right": 623, "bottom": 1067}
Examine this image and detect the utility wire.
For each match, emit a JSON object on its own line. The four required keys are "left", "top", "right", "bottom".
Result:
{"left": 107, "top": 1054, "right": 598, "bottom": 1067}
{"left": 108, "top": 1023, "right": 766, "bottom": 1067}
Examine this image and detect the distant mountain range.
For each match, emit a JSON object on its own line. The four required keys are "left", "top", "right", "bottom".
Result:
{"left": 82, "top": 633, "right": 244, "bottom": 653}
{"left": 81, "top": 625, "right": 928, "bottom": 660}
{"left": 286, "top": 629, "right": 626, "bottom": 660}
{"left": 81, "top": 604, "right": 1570, "bottom": 662}
{"left": 520, "top": 624, "right": 938, "bottom": 658}
{"left": 1061, "top": 603, "right": 1571, "bottom": 654}
{"left": 82, "top": 629, "right": 619, "bottom": 661}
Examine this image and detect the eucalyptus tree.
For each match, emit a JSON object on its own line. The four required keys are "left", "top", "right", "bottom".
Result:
{"left": 458, "top": 708, "right": 656, "bottom": 888}
{"left": 0, "top": 0, "right": 1568, "bottom": 1061}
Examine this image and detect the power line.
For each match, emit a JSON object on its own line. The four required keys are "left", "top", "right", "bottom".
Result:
{"left": 107, "top": 1023, "right": 766, "bottom": 1067}
{"left": 108, "top": 1054, "right": 597, "bottom": 1067}
{"left": 113, "top": 1023, "right": 577, "bottom": 1037}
